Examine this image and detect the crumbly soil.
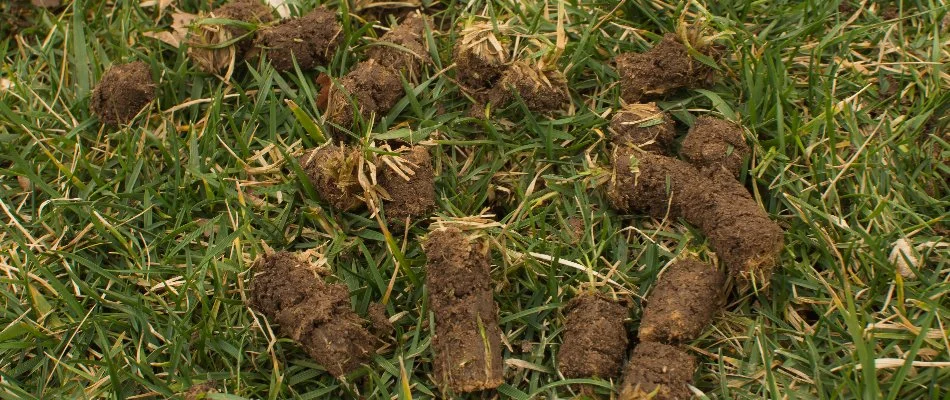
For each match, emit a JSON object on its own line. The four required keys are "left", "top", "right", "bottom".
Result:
{"left": 299, "top": 145, "right": 364, "bottom": 211}
{"left": 355, "top": 0, "right": 420, "bottom": 22}
{"left": 90, "top": 61, "right": 156, "bottom": 126}
{"left": 453, "top": 38, "right": 508, "bottom": 95}
{"left": 251, "top": 7, "right": 341, "bottom": 71}
{"left": 610, "top": 103, "right": 677, "bottom": 154}
{"left": 639, "top": 259, "right": 726, "bottom": 343}
{"left": 188, "top": 0, "right": 275, "bottom": 73}
{"left": 488, "top": 61, "right": 570, "bottom": 113}
{"left": 615, "top": 33, "right": 717, "bottom": 102}
{"left": 607, "top": 148, "right": 784, "bottom": 283}
{"left": 423, "top": 228, "right": 503, "bottom": 393}
{"left": 618, "top": 342, "right": 696, "bottom": 400}
{"left": 679, "top": 116, "right": 750, "bottom": 177}
{"left": 557, "top": 293, "right": 629, "bottom": 379}
{"left": 247, "top": 252, "right": 377, "bottom": 377}
{"left": 364, "top": 14, "right": 429, "bottom": 81}
{"left": 378, "top": 146, "right": 436, "bottom": 225}
{"left": 182, "top": 382, "right": 217, "bottom": 400}
{"left": 366, "top": 302, "right": 394, "bottom": 338}
{"left": 324, "top": 59, "right": 404, "bottom": 130}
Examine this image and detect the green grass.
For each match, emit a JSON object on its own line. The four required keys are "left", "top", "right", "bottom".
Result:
{"left": 1, "top": 0, "right": 948, "bottom": 398}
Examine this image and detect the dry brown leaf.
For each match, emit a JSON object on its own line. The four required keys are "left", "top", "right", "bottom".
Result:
{"left": 139, "top": 0, "right": 174, "bottom": 12}
{"left": 266, "top": 0, "right": 291, "bottom": 18}
{"left": 143, "top": 11, "right": 195, "bottom": 48}
{"left": 0, "top": 77, "right": 13, "bottom": 92}
{"left": 143, "top": 31, "right": 182, "bottom": 47}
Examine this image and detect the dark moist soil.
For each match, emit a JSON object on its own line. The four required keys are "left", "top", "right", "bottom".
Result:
{"left": 247, "top": 252, "right": 377, "bottom": 377}
{"left": 488, "top": 61, "right": 569, "bottom": 113}
{"left": 618, "top": 342, "right": 696, "bottom": 400}
{"left": 378, "top": 146, "right": 436, "bottom": 225}
{"left": 607, "top": 148, "right": 784, "bottom": 283}
{"left": 366, "top": 302, "right": 394, "bottom": 338}
{"left": 610, "top": 103, "right": 677, "bottom": 155}
{"left": 251, "top": 6, "right": 341, "bottom": 72}
{"left": 299, "top": 145, "right": 364, "bottom": 211}
{"left": 454, "top": 41, "right": 507, "bottom": 95}
{"left": 423, "top": 228, "right": 503, "bottom": 393}
{"left": 679, "top": 116, "right": 749, "bottom": 177}
{"left": 639, "top": 259, "right": 725, "bottom": 343}
{"left": 364, "top": 14, "right": 429, "bottom": 81}
{"left": 90, "top": 61, "right": 156, "bottom": 126}
{"left": 324, "top": 59, "right": 403, "bottom": 130}
{"left": 356, "top": 0, "right": 419, "bottom": 22}
{"left": 557, "top": 293, "right": 629, "bottom": 379}
{"left": 615, "top": 33, "right": 717, "bottom": 103}
{"left": 188, "top": 0, "right": 275, "bottom": 73}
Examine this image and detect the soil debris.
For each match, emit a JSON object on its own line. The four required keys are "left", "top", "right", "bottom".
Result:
{"left": 378, "top": 145, "right": 436, "bottom": 224}
{"left": 90, "top": 61, "right": 156, "bottom": 126}
{"left": 610, "top": 103, "right": 676, "bottom": 154}
{"left": 679, "top": 116, "right": 749, "bottom": 177}
{"left": 299, "top": 145, "right": 364, "bottom": 211}
{"left": 182, "top": 382, "right": 217, "bottom": 400}
{"left": 557, "top": 293, "right": 629, "bottom": 379}
{"left": 355, "top": 0, "right": 421, "bottom": 22}
{"left": 453, "top": 22, "right": 509, "bottom": 95}
{"left": 639, "top": 259, "right": 725, "bottom": 343}
{"left": 251, "top": 6, "right": 341, "bottom": 71}
{"left": 324, "top": 59, "right": 403, "bottom": 129}
{"left": 615, "top": 33, "right": 717, "bottom": 102}
{"left": 187, "top": 0, "right": 275, "bottom": 73}
{"left": 423, "top": 228, "right": 503, "bottom": 393}
{"left": 364, "top": 13, "right": 429, "bottom": 80}
{"left": 488, "top": 61, "right": 569, "bottom": 113}
{"left": 366, "top": 303, "right": 394, "bottom": 338}
{"left": 618, "top": 342, "right": 696, "bottom": 400}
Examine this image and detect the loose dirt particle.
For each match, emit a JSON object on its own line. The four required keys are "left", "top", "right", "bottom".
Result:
{"left": 679, "top": 116, "right": 749, "bottom": 177}
{"left": 639, "top": 259, "right": 725, "bottom": 343}
{"left": 453, "top": 23, "right": 509, "bottom": 95}
{"left": 299, "top": 145, "right": 364, "bottom": 211}
{"left": 607, "top": 148, "right": 784, "bottom": 284}
{"left": 615, "top": 33, "right": 717, "bottom": 102}
{"left": 90, "top": 61, "right": 156, "bottom": 126}
{"left": 557, "top": 293, "right": 629, "bottom": 379}
{"left": 366, "top": 302, "right": 394, "bottom": 338}
{"left": 610, "top": 103, "right": 676, "bottom": 154}
{"left": 365, "top": 13, "right": 429, "bottom": 81}
{"left": 488, "top": 61, "right": 569, "bottom": 113}
{"left": 187, "top": 0, "right": 275, "bottom": 73}
{"left": 248, "top": 252, "right": 377, "bottom": 377}
{"left": 324, "top": 59, "right": 403, "bottom": 129}
{"left": 378, "top": 146, "right": 436, "bottom": 224}
{"left": 251, "top": 6, "right": 341, "bottom": 71}
{"left": 618, "top": 342, "right": 696, "bottom": 400}
{"left": 423, "top": 228, "right": 503, "bottom": 393}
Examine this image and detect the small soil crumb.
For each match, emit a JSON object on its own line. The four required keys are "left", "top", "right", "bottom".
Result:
{"left": 488, "top": 61, "right": 570, "bottom": 113}
{"left": 618, "top": 342, "right": 695, "bottom": 400}
{"left": 90, "top": 61, "right": 156, "bottom": 126}
{"left": 248, "top": 252, "right": 377, "bottom": 377}
{"left": 324, "top": 59, "right": 403, "bottom": 129}
{"left": 615, "top": 33, "right": 717, "bottom": 102}
{"left": 557, "top": 293, "right": 629, "bottom": 379}
{"left": 365, "top": 14, "right": 429, "bottom": 81}
{"left": 607, "top": 148, "right": 784, "bottom": 284}
{"left": 378, "top": 146, "right": 436, "bottom": 224}
{"left": 251, "top": 7, "right": 341, "bottom": 71}
{"left": 423, "top": 228, "right": 503, "bottom": 393}
{"left": 299, "top": 145, "right": 364, "bottom": 211}
{"left": 610, "top": 103, "right": 676, "bottom": 154}
{"left": 188, "top": 0, "right": 275, "bottom": 73}
{"left": 679, "top": 116, "right": 749, "bottom": 177}
{"left": 639, "top": 259, "right": 725, "bottom": 343}
{"left": 182, "top": 382, "right": 217, "bottom": 400}
{"left": 454, "top": 23, "right": 509, "bottom": 95}
{"left": 366, "top": 302, "right": 394, "bottom": 338}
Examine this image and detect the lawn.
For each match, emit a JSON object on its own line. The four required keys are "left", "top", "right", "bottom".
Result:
{"left": 1, "top": 0, "right": 948, "bottom": 399}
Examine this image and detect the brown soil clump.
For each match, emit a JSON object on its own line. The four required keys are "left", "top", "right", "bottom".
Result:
{"left": 378, "top": 146, "right": 436, "bottom": 224}
{"left": 639, "top": 259, "right": 725, "bottom": 343}
{"left": 90, "top": 61, "right": 156, "bottom": 126}
{"left": 251, "top": 7, "right": 341, "bottom": 72}
{"left": 488, "top": 61, "right": 569, "bottom": 113}
{"left": 365, "top": 14, "right": 429, "bottom": 81}
{"left": 366, "top": 303, "right": 394, "bottom": 338}
{"left": 324, "top": 59, "right": 404, "bottom": 129}
{"left": 248, "top": 252, "right": 377, "bottom": 377}
{"left": 299, "top": 145, "right": 364, "bottom": 211}
{"left": 423, "top": 228, "right": 503, "bottom": 393}
{"left": 355, "top": 0, "right": 420, "bottom": 22}
{"left": 618, "top": 342, "right": 696, "bottom": 400}
{"left": 453, "top": 24, "right": 509, "bottom": 95}
{"left": 607, "top": 148, "right": 784, "bottom": 283}
{"left": 679, "top": 116, "right": 749, "bottom": 177}
{"left": 557, "top": 293, "right": 629, "bottom": 379}
{"left": 615, "top": 33, "right": 717, "bottom": 102}
{"left": 610, "top": 103, "right": 676, "bottom": 154}
{"left": 188, "top": 0, "right": 275, "bottom": 73}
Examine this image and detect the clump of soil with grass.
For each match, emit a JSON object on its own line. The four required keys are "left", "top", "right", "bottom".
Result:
{"left": 355, "top": 0, "right": 420, "bottom": 22}
{"left": 557, "top": 293, "right": 629, "bottom": 379}
{"left": 615, "top": 33, "right": 717, "bottom": 102}
{"left": 619, "top": 342, "right": 696, "bottom": 400}
{"left": 423, "top": 227, "right": 503, "bottom": 393}
{"left": 90, "top": 61, "right": 156, "bottom": 126}
{"left": 610, "top": 103, "right": 677, "bottom": 154}
{"left": 453, "top": 22, "right": 510, "bottom": 95}
{"left": 607, "top": 148, "right": 784, "bottom": 283}
{"left": 639, "top": 259, "right": 725, "bottom": 343}
{"left": 680, "top": 116, "right": 750, "bottom": 177}
{"left": 247, "top": 252, "right": 378, "bottom": 377}
{"left": 378, "top": 145, "right": 436, "bottom": 224}
{"left": 187, "top": 0, "right": 275, "bottom": 74}
{"left": 365, "top": 13, "right": 429, "bottom": 80}
{"left": 299, "top": 145, "right": 364, "bottom": 211}
{"left": 488, "top": 61, "right": 569, "bottom": 113}
{"left": 251, "top": 6, "right": 341, "bottom": 72}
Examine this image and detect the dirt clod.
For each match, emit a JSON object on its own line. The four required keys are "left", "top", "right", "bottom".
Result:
{"left": 618, "top": 342, "right": 696, "bottom": 400}
{"left": 252, "top": 7, "right": 341, "bottom": 71}
{"left": 454, "top": 24, "right": 509, "bottom": 95}
{"left": 610, "top": 103, "right": 676, "bottom": 154}
{"left": 299, "top": 145, "right": 364, "bottom": 211}
{"left": 557, "top": 293, "right": 629, "bottom": 379}
{"left": 188, "top": 0, "right": 275, "bottom": 73}
{"left": 366, "top": 303, "right": 394, "bottom": 338}
{"left": 324, "top": 59, "right": 404, "bottom": 129}
{"left": 679, "top": 116, "right": 749, "bottom": 177}
{"left": 615, "top": 33, "right": 717, "bottom": 102}
{"left": 378, "top": 146, "right": 436, "bottom": 224}
{"left": 488, "top": 61, "right": 569, "bottom": 113}
{"left": 639, "top": 259, "right": 725, "bottom": 343}
{"left": 248, "top": 252, "right": 377, "bottom": 377}
{"left": 365, "top": 14, "right": 429, "bottom": 81}
{"left": 90, "top": 61, "right": 156, "bottom": 126}
{"left": 423, "top": 228, "right": 503, "bottom": 393}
